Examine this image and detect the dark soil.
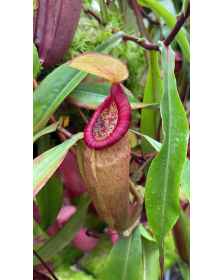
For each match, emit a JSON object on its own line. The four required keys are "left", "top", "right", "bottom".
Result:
{"left": 170, "top": 263, "right": 184, "bottom": 280}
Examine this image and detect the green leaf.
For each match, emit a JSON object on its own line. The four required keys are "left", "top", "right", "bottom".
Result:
{"left": 179, "top": 207, "right": 190, "bottom": 263}
{"left": 144, "top": 42, "right": 189, "bottom": 255}
{"left": 129, "top": 129, "right": 190, "bottom": 201}
{"left": 33, "top": 43, "right": 41, "bottom": 79}
{"left": 99, "top": 0, "right": 110, "bottom": 25}
{"left": 66, "top": 81, "right": 159, "bottom": 111}
{"left": 140, "top": 51, "right": 163, "bottom": 154}
{"left": 33, "top": 32, "right": 124, "bottom": 134}
{"left": 180, "top": 158, "right": 190, "bottom": 201}
{"left": 33, "top": 122, "right": 59, "bottom": 143}
{"left": 159, "top": 0, "right": 176, "bottom": 17}
{"left": 33, "top": 133, "right": 84, "bottom": 197}
{"left": 139, "top": 223, "right": 155, "bottom": 241}
{"left": 35, "top": 134, "right": 63, "bottom": 231}
{"left": 129, "top": 129, "right": 162, "bottom": 151}
{"left": 138, "top": 0, "right": 190, "bottom": 62}
{"left": 37, "top": 134, "right": 51, "bottom": 156}
{"left": 99, "top": 225, "right": 143, "bottom": 280}
{"left": 36, "top": 170, "right": 63, "bottom": 231}
{"left": 142, "top": 237, "right": 159, "bottom": 280}
{"left": 33, "top": 193, "right": 91, "bottom": 264}
{"left": 182, "top": 0, "right": 189, "bottom": 16}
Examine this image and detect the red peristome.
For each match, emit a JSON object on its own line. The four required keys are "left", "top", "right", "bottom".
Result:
{"left": 84, "top": 83, "right": 132, "bottom": 150}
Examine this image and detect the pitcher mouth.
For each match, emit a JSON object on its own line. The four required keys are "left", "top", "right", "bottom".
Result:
{"left": 84, "top": 83, "right": 132, "bottom": 150}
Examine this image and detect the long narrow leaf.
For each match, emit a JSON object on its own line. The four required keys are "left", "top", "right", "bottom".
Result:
{"left": 33, "top": 32, "right": 124, "bottom": 134}
{"left": 66, "top": 81, "right": 159, "bottom": 111}
{"left": 130, "top": 129, "right": 162, "bottom": 151}
{"left": 33, "top": 133, "right": 84, "bottom": 197}
{"left": 182, "top": 0, "right": 189, "bottom": 16}
{"left": 140, "top": 50, "right": 163, "bottom": 154}
{"left": 35, "top": 135, "right": 63, "bottom": 232}
{"left": 36, "top": 170, "right": 63, "bottom": 231}
{"left": 33, "top": 122, "right": 59, "bottom": 143}
{"left": 99, "top": 225, "right": 143, "bottom": 280}
{"left": 144, "top": 42, "right": 189, "bottom": 255}
{"left": 33, "top": 194, "right": 91, "bottom": 264}
{"left": 99, "top": 0, "right": 110, "bottom": 25}
{"left": 138, "top": 0, "right": 190, "bottom": 62}
{"left": 142, "top": 237, "right": 159, "bottom": 280}
{"left": 139, "top": 223, "right": 155, "bottom": 242}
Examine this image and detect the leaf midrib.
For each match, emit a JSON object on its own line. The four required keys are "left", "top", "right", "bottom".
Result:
{"left": 149, "top": 51, "right": 157, "bottom": 140}
{"left": 161, "top": 46, "right": 171, "bottom": 241}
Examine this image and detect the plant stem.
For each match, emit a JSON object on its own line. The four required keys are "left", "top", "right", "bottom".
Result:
{"left": 132, "top": 150, "right": 157, "bottom": 180}
{"left": 159, "top": 241, "right": 165, "bottom": 280}
{"left": 33, "top": 250, "right": 59, "bottom": 280}
{"left": 163, "top": 2, "right": 190, "bottom": 46}
{"left": 131, "top": 150, "right": 156, "bottom": 160}
{"left": 112, "top": 29, "right": 160, "bottom": 51}
{"left": 57, "top": 125, "right": 73, "bottom": 139}
{"left": 139, "top": 6, "right": 159, "bottom": 25}
{"left": 49, "top": 116, "right": 77, "bottom": 158}
{"left": 131, "top": 151, "right": 144, "bottom": 159}
{"left": 75, "top": 106, "right": 89, "bottom": 124}
{"left": 85, "top": 228, "right": 119, "bottom": 238}
{"left": 85, "top": 7, "right": 101, "bottom": 24}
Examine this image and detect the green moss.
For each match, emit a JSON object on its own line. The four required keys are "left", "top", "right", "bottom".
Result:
{"left": 54, "top": 269, "right": 95, "bottom": 280}
{"left": 52, "top": 243, "right": 83, "bottom": 268}
{"left": 45, "top": 236, "right": 112, "bottom": 280}
{"left": 33, "top": 0, "right": 37, "bottom": 17}
{"left": 80, "top": 236, "right": 112, "bottom": 278}
{"left": 48, "top": 243, "right": 95, "bottom": 280}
